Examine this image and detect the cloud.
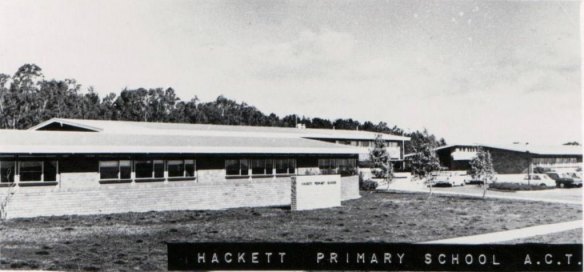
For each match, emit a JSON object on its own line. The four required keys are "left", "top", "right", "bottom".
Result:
{"left": 246, "top": 29, "right": 356, "bottom": 79}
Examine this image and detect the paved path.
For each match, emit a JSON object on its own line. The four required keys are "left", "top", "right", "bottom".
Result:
{"left": 420, "top": 220, "right": 583, "bottom": 244}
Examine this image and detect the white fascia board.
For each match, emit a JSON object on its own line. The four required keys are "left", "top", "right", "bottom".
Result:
{"left": 0, "top": 145, "right": 362, "bottom": 155}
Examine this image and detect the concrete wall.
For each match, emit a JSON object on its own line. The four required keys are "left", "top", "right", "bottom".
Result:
{"left": 0, "top": 174, "right": 360, "bottom": 219}
{"left": 292, "top": 175, "right": 341, "bottom": 210}
{"left": 341, "top": 175, "right": 360, "bottom": 200}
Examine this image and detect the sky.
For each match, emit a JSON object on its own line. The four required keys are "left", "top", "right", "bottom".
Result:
{"left": 0, "top": 0, "right": 581, "bottom": 145}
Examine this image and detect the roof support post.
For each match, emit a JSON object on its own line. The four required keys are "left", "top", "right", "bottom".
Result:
{"left": 164, "top": 162, "right": 169, "bottom": 183}
{"left": 130, "top": 158, "right": 136, "bottom": 185}
{"left": 14, "top": 160, "right": 20, "bottom": 186}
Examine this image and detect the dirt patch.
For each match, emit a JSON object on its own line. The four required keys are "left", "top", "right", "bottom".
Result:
{"left": 0, "top": 191, "right": 581, "bottom": 270}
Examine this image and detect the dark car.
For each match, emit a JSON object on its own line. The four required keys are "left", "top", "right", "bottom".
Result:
{"left": 546, "top": 172, "right": 583, "bottom": 188}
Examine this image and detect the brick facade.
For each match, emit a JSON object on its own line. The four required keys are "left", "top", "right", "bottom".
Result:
{"left": 0, "top": 174, "right": 359, "bottom": 218}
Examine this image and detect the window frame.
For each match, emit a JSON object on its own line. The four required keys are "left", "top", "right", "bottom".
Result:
{"left": 318, "top": 158, "right": 357, "bottom": 176}
{"left": 0, "top": 160, "right": 16, "bottom": 183}
{"left": 101, "top": 159, "right": 196, "bottom": 182}
{"left": 99, "top": 160, "right": 132, "bottom": 181}
{"left": 226, "top": 158, "right": 297, "bottom": 177}
{"left": 18, "top": 160, "right": 59, "bottom": 183}
{"left": 167, "top": 159, "right": 196, "bottom": 179}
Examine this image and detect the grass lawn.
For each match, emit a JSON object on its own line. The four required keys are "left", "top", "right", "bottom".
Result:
{"left": 0, "top": 191, "right": 581, "bottom": 270}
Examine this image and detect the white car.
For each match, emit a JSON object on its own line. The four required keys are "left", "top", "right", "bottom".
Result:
{"left": 426, "top": 172, "right": 465, "bottom": 187}
{"left": 520, "top": 174, "right": 556, "bottom": 187}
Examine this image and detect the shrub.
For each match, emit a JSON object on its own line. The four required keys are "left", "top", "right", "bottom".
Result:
{"left": 339, "top": 168, "right": 357, "bottom": 177}
{"left": 360, "top": 179, "right": 378, "bottom": 191}
{"left": 489, "top": 182, "right": 549, "bottom": 191}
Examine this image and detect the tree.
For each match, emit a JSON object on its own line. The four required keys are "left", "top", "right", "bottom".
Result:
{"left": 0, "top": 73, "right": 12, "bottom": 128}
{"left": 369, "top": 134, "right": 394, "bottom": 189}
{"left": 468, "top": 148, "right": 496, "bottom": 198}
{"left": 310, "top": 117, "right": 333, "bottom": 129}
{"left": 4, "top": 64, "right": 44, "bottom": 129}
{"left": 410, "top": 131, "right": 441, "bottom": 196}
{"left": 563, "top": 141, "right": 580, "bottom": 146}
{"left": 99, "top": 93, "right": 117, "bottom": 120}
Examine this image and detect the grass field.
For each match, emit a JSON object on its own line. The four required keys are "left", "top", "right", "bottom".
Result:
{"left": 0, "top": 191, "right": 581, "bottom": 270}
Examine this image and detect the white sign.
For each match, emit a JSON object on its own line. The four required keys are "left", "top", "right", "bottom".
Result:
{"left": 291, "top": 175, "right": 341, "bottom": 211}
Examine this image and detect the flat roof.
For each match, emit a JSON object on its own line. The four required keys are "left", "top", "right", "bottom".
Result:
{"left": 435, "top": 144, "right": 582, "bottom": 156}
{"left": 0, "top": 130, "right": 361, "bottom": 155}
{"left": 30, "top": 118, "right": 411, "bottom": 141}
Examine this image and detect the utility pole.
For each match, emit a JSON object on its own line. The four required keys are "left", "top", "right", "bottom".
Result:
{"left": 526, "top": 151, "right": 531, "bottom": 185}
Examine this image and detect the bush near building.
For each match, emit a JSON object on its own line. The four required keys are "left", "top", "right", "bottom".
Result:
{"left": 489, "top": 182, "right": 550, "bottom": 191}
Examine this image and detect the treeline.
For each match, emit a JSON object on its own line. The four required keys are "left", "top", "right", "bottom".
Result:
{"left": 0, "top": 64, "right": 446, "bottom": 153}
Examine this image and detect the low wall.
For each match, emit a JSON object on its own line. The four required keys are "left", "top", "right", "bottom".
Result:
{"left": 341, "top": 175, "right": 360, "bottom": 200}
{"left": 0, "top": 175, "right": 360, "bottom": 219}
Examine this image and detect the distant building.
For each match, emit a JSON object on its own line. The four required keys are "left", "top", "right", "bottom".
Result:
{"left": 0, "top": 118, "right": 408, "bottom": 218}
{"left": 435, "top": 144, "right": 583, "bottom": 174}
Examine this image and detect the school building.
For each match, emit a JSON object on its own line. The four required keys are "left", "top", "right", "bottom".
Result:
{"left": 435, "top": 144, "right": 582, "bottom": 174}
{"left": 0, "top": 118, "right": 409, "bottom": 218}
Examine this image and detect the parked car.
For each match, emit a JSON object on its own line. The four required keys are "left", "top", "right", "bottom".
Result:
{"left": 426, "top": 172, "right": 465, "bottom": 187}
{"left": 546, "top": 172, "right": 583, "bottom": 188}
{"left": 519, "top": 174, "right": 556, "bottom": 187}
{"left": 464, "top": 175, "right": 497, "bottom": 185}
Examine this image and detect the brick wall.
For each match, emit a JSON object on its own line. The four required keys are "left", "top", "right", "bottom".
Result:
{"left": 487, "top": 148, "right": 530, "bottom": 174}
{"left": 0, "top": 174, "right": 360, "bottom": 219}
{"left": 60, "top": 172, "right": 100, "bottom": 189}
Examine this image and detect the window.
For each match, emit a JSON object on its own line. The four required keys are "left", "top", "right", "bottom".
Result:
{"left": 100, "top": 161, "right": 119, "bottom": 180}
{"left": 44, "top": 161, "right": 58, "bottom": 181}
{"left": 185, "top": 160, "right": 195, "bottom": 177}
{"left": 318, "top": 159, "right": 337, "bottom": 175}
{"left": 154, "top": 160, "right": 165, "bottom": 178}
{"left": 318, "top": 158, "right": 357, "bottom": 176}
{"left": 226, "top": 159, "right": 296, "bottom": 176}
{"left": 338, "top": 159, "right": 356, "bottom": 173}
{"left": 250, "top": 159, "right": 267, "bottom": 175}
{"left": 275, "top": 159, "right": 288, "bottom": 174}
{"left": 168, "top": 159, "right": 196, "bottom": 178}
{"left": 120, "top": 160, "right": 131, "bottom": 179}
{"left": 226, "top": 159, "right": 241, "bottom": 176}
{"left": 99, "top": 160, "right": 131, "bottom": 180}
{"left": 19, "top": 160, "right": 58, "bottom": 182}
{"left": 275, "top": 159, "right": 296, "bottom": 175}
{"left": 135, "top": 160, "right": 154, "bottom": 178}
{"left": 20, "top": 161, "right": 43, "bottom": 182}
{"left": 168, "top": 160, "right": 185, "bottom": 177}
{"left": 134, "top": 160, "right": 166, "bottom": 179}
{"left": 0, "top": 161, "right": 16, "bottom": 183}
{"left": 226, "top": 159, "right": 249, "bottom": 176}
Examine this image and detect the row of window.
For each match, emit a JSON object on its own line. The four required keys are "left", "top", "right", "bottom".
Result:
{"left": 99, "top": 159, "right": 196, "bottom": 180}
{"left": 456, "top": 147, "right": 478, "bottom": 152}
{"left": 532, "top": 157, "right": 578, "bottom": 165}
{"left": 335, "top": 140, "right": 399, "bottom": 148}
{"left": 0, "top": 160, "right": 58, "bottom": 183}
{"left": 318, "top": 158, "right": 357, "bottom": 175}
{"left": 226, "top": 159, "right": 296, "bottom": 176}
{"left": 1, "top": 158, "right": 359, "bottom": 184}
